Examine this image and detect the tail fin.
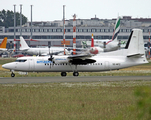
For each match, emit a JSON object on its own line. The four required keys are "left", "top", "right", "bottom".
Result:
{"left": 125, "top": 29, "right": 145, "bottom": 57}
{"left": 20, "top": 36, "right": 29, "bottom": 50}
{"left": 111, "top": 17, "right": 121, "bottom": 41}
{"left": 91, "top": 34, "right": 94, "bottom": 47}
{"left": 82, "top": 41, "right": 88, "bottom": 49}
{"left": 0, "top": 37, "right": 7, "bottom": 48}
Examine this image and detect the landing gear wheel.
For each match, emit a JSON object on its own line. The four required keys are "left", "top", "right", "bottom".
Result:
{"left": 11, "top": 73, "right": 15, "bottom": 77}
{"left": 61, "top": 72, "right": 67, "bottom": 77}
{"left": 73, "top": 72, "right": 79, "bottom": 76}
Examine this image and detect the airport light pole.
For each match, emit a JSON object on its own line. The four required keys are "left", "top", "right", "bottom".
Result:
{"left": 63, "top": 5, "right": 65, "bottom": 55}
{"left": 13, "top": 5, "right": 16, "bottom": 52}
{"left": 30, "top": 5, "right": 33, "bottom": 47}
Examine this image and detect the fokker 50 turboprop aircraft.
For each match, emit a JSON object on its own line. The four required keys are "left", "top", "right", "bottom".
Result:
{"left": 2, "top": 29, "right": 148, "bottom": 77}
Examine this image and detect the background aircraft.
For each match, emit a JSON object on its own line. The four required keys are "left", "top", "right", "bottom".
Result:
{"left": 82, "top": 17, "right": 124, "bottom": 52}
{"left": 2, "top": 29, "right": 148, "bottom": 77}
{"left": 0, "top": 37, "right": 7, "bottom": 52}
{"left": 20, "top": 36, "right": 68, "bottom": 55}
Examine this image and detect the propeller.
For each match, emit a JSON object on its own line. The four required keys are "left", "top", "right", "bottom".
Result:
{"left": 48, "top": 41, "right": 55, "bottom": 68}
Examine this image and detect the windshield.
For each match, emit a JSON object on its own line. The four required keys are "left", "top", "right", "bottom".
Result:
{"left": 15, "top": 59, "right": 27, "bottom": 62}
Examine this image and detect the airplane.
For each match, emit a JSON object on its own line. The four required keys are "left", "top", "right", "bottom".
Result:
{"left": 82, "top": 17, "right": 123, "bottom": 52}
{"left": 2, "top": 29, "right": 148, "bottom": 77}
{"left": 19, "top": 36, "right": 69, "bottom": 55}
{"left": 0, "top": 37, "right": 7, "bottom": 52}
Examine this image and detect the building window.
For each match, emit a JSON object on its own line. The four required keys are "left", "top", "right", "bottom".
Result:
{"left": 127, "top": 29, "right": 130, "bottom": 32}
{"left": 123, "top": 29, "right": 126, "bottom": 32}
{"left": 88, "top": 29, "right": 91, "bottom": 32}
{"left": 97, "top": 29, "right": 100, "bottom": 32}
{"left": 78, "top": 29, "right": 82, "bottom": 32}
{"left": 40, "top": 29, "right": 43, "bottom": 32}
{"left": 22, "top": 29, "right": 25, "bottom": 32}
{"left": 92, "top": 29, "right": 96, "bottom": 32}
{"left": 101, "top": 29, "right": 104, "bottom": 32}
{"left": 44, "top": 29, "right": 47, "bottom": 32}
{"left": 49, "top": 29, "right": 52, "bottom": 32}
{"left": 110, "top": 29, "right": 113, "bottom": 32}
{"left": 83, "top": 29, "right": 87, "bottom": 32}
{"left": 67, "top": 29, "right": 70, "bottom": 32}
{"left": 53, "top": 29, "right": 56, "bottom": 32}
{"left": 105, "top": 29, "right": 108, "bottom": 32}
{"left": 70, "top": 29, "right": 73, "bottom": 32}
{"left": 35, "top": 29, "right": 39, "bottom": 32}
{"left": 26, "top": 29, "right": 30, "bottom": 32}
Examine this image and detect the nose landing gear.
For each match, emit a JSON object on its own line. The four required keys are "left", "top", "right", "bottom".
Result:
{"left": 11, "top": 72, "right": 15, "bottom": 77}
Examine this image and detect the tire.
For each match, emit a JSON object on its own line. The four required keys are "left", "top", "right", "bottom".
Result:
{"left": 11, "top": 73, "right": 15, "bottom": 77}
{"left": 61, "top": 72, "right": 67, "bottom": 77}
{"left": 73, "top": 72, "right": 79, "bottom": 76}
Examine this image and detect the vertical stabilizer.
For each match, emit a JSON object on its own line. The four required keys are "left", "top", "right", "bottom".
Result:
{"left": 20, "top": 36, "right": 29, "bottom": 50}
{"left": 0, "top": 37, "right": 7, "bottom": 48}
{"left": 126, "top": 29, "right": 145, "bottom": 57}
{"left": 112, "top": 17, "right": 121, "bottom": 41}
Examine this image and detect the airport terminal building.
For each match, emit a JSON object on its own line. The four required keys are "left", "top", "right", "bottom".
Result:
{"left": 0, "top": 16, "right": 151, "bottom": 49}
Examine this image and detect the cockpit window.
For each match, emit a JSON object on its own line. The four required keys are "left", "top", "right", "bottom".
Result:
{"left": 15, "top": 59, "right": 27, "bottom": 62}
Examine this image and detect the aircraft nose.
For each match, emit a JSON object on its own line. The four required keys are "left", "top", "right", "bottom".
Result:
{"left": 2, "top": 63, "right": 11, "bottom": 69}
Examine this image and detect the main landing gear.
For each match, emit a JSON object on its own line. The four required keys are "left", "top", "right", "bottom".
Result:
{"left": 61, "top": 72, "right": 67, "bottom": 77}
{"left": 73, "top": 72, "right": 79, "bottom": 76}
{"left": 61, "top": 72, "right": 79, "bottom": 77}
{"left": 11, "top": 72, "right": 15, "bottom": 77}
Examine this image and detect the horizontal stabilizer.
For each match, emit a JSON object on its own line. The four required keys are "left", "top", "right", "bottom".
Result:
{"left": 127, "top": 53, "right": 144, "bottom": 58}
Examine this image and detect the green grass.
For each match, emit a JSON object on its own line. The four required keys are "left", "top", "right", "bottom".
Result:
{"left": 0, "top": 81, "right": 151, "bottom": 120}
{"left": 0, "top": 58, "right": 16, "bottom": 65}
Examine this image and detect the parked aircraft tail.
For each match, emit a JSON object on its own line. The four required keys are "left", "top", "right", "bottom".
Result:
{"left": 0, "top": 37, "right": 7, "bottom": 48}
{"left": 20, "top": 36, "right": 30, "bottom": 50}
{"left": 106, "top": 17, "right": 121, "bottom": 44}
{"left": 82, "top": 41, "right": 88, "bottom": 49}
{"left": 125, "top": 29, "right": 145, "bottom": 57}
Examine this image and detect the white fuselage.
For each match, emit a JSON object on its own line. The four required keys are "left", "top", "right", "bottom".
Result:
{"left": 2, "top": 49, "right": 148, "bottom": 72}
{"left": 23, "top": 47, "right": 65, "bottom": 55}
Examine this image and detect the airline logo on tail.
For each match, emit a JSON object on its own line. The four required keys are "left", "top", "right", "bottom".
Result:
{"left": 0, "top": 37, "right": 7, "bottom": 48}
{"left": 106, "top": 17, "right": 121, "bottom": 44}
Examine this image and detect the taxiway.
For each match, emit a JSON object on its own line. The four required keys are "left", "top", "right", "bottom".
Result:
{"left": 0, "top": 76, "right": 151, "bottom": 84}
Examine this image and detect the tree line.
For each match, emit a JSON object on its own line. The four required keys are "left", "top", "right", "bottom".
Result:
{"left": 0, "top": 9, "right": 27, "bottom": 28}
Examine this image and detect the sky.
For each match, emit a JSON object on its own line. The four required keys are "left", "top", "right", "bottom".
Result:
{"left": 1, "top": 0, "right": 151, "bottom": 21}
